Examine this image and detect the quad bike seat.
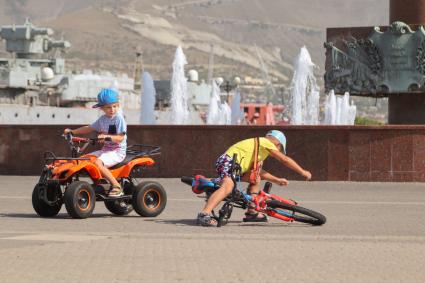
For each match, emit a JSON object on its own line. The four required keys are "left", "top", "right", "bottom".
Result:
{"left": 108, "top": 152, "right": 140, "bottom": 170}
{"left": 108, "top": 145, "right": 160, "bottom": 170}
{"left": 94, "top": 144, "right": 160, "bottom": 170}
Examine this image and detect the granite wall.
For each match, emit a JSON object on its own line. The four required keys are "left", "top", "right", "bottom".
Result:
{"left": 1, "top": 125, "right": 425, "bottom": 182}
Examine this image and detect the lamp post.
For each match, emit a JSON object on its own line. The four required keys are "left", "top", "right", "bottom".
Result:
{"left": 220, "top": 77, "right": 240, "bottom": 104}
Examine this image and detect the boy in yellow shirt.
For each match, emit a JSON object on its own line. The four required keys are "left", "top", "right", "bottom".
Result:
{"left": 196, "top": 130, "right": 312, "bottom": 226}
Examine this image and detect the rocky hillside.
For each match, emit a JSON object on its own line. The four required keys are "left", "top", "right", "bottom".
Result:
{"left": 0, "top": 0, "right": 389, "bottom": 84}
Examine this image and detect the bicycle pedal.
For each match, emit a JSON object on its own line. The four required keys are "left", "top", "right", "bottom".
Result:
{"left": 263, "top": 182, "right": 272, "bottom": 193}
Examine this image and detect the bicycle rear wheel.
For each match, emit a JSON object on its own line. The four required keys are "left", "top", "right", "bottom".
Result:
{"left": 267, "top": 200, "right": 326, "bottom": 225}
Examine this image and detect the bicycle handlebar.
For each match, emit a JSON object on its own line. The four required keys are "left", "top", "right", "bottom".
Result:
{"left": 230, "top": 153, "right": 239, "bottom": 184}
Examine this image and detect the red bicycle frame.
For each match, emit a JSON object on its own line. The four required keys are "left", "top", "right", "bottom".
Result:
{"left": 251, "top": 190, "right": 297, "bottom": 222}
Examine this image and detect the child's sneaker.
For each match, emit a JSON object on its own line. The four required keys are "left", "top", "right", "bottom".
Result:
{"left": 108, "top": 185, "right": 124, "bottom": 198}
{"left": 196, "top": 212, "right": 217, "bottom": 227}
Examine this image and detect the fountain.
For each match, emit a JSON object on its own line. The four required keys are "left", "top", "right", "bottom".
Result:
{"left": 140, "top": 71, "right": 156, "bottom": 124}
{"left": 289, "top": 47, "right": 321, "bottom": 125}
{"left": 221, "top": 102, "right": 232, "bottom": 125}
{"left": 231, "top": 89, "right": 244, "bottom": 125}
{"left": 170, "top": 46, "right": 190, "bottom": 124}
{"left": 289, "top": 46, "right": 356, "bottom": 125}
{"left": 324, "top": 91, "right": 357, "bottom": 125}
{"left": 206, "top": 80, "right": 220, "bottom": 124}
{"left": 207, "top": 80, "right": 232, "bottom": 125}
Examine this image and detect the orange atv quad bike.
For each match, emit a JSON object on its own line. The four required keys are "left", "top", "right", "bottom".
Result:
{"left": 32, "top": 133, "right": 167, "bottom": 219}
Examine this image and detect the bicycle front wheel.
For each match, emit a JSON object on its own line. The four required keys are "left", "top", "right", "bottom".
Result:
{"left": 267, "top": 200, "right": 326, "bottom": 225}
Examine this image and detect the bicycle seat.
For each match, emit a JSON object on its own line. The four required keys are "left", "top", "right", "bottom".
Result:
{"left": 182, "top": 175, "right": 220, "bottom": 194}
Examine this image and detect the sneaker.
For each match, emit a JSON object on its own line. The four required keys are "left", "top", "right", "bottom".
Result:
{"left": 108, "top": 185, "right": 124, "bottom": 198}
{"left": 242, "top": 212, "right": 268, "bottom": 223}
{"left": 196, "top": 212, "right": 217, "bottom": 227}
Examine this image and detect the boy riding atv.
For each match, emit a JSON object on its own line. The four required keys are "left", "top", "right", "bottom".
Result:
{"left": 32, "top": 88, "right": 167, "bottom": 219}
{"left": 64, "top": 88, "right": 126, "bottom": 197}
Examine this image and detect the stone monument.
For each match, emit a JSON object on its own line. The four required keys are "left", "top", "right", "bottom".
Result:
{"left": 325, "top": 0, "right": 425, "bottom": 124}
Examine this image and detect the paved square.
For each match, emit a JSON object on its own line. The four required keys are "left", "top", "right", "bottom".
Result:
{"left": 0, "top": 177, "right": 425, "bottom": 282}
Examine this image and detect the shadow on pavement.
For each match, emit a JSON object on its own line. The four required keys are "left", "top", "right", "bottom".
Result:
{"left": 144, "top": 218, "right": 304, "bottom": 228}
{"left": 0, "top": 213, "right": 140, "bottom": 219}
{"left": 144, "top": 218, "right": 199, "bottom": 226}
{"left": 240, "top": 222, "right": 311, "bottom": 227}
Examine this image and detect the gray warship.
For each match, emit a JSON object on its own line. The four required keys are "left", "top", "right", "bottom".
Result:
{"left": 0, "top": 20, "right": 140, "bottom": 124}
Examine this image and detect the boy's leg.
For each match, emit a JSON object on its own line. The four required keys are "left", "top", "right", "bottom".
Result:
{"left": 201, "top": 176, "right": 234, "bottom": 214}
{"left": 92, "top": 151, "right": 125, "bottom": 196}
{"left": 197, "top": 153, "right": 233, "bottom": 226}
{"left": 241, "top": 174, "right": 261, "bottom": 213}
{"left": 197, "top": 176, "right": 234, "bottom": 226}
{"left": 94, "top": 158, "right": 120, "bottom": 187}
{"left": 241, "top": 174, "right": 267, "bottom": 222}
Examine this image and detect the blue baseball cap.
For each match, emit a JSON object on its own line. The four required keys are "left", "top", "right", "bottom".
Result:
{"left": 92, "top": 88, "right": 119, "bottom": 108}
{"left": 266, "top": 130, "right": 286, "bottom": 154}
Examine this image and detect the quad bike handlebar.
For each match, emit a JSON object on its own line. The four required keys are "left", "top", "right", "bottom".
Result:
{"left": 63, "top": 133, "right": 112, "bottom": 144}
{"left": 63, "top": 133, "right": 112, "bottom": 157}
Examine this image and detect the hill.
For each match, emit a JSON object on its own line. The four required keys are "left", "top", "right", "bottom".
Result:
{"left": 0, "top": 0, "right": 389, "bottom": 84}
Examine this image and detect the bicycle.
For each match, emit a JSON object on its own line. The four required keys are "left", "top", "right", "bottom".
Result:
{"left": 181, "top": 154, "right": 326, "bottom": 227}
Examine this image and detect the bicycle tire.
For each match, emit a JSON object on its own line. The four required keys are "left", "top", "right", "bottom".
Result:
{"left": 267, "top": 200, "right": 326, "bottom": 225}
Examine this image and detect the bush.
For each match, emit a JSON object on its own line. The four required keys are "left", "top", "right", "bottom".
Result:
{"left": 354, "top": 117, "right": 383, "bottom": 125}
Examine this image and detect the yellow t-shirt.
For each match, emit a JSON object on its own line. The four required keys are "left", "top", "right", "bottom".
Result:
{"left": 225, "top": 137, "right": 278, "bottom": 174}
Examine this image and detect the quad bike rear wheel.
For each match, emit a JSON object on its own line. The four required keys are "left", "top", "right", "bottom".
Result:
{"left": 132, "top": 181, "right": 167, "bottom": 217}
{"left": 64, "top": 181, "right": 95, "bottom": 219}
{"left": 32, "top": 183, "right": 63, "bottom": 217}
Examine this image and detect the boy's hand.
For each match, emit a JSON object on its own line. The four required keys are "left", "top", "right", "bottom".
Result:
{"left": 276, "top": 178, "right": 289, "bottom": 186}
{"left": 303, "top": 170, "right": 312, "bottom": 181}
{"left": 97, "top": 134, "right": 109, "bottom": 143}
{"left": 64, "top": 128, "right": 72, "bottom": 135}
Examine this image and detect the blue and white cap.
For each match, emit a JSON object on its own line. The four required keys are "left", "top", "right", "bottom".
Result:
{"left": 266, "top": 130, "right": 286, "bottom": 154}
{"left": 92, "top": 88, "right": 119, "bottom": 108}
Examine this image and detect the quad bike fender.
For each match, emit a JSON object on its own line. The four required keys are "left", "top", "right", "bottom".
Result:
{"left": 60, "top": 161, "right": 102, "bottom": 181}
{"left": 51, "top": 161, "right": 76, "bottom": 177}
{"left": 111, "top": 157, "right": 155, "bottom": 178}
{"left": 50, "top": 155, "right": 99, "bottom": 180}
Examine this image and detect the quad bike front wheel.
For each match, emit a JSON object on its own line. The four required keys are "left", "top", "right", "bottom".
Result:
{"left": 64, "top": 181, "right": 95, "bottom": 219}
{"left": 32, "top": 183, "right": 63, "bottom": 217}
{"left": 132, "top": 181, "right": 167, "bottom": 217}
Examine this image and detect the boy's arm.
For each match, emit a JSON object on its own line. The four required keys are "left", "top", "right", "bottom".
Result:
{"left": 97, "top": 115, "right": 127, "bottom": 143}
{"left": 97, "top": 133, "right": 125, "bottom": 143}
{"left": 259, "top": 169, "right": 289, "bottom": 186}
{"left": 268, "top": 149, "right": 312, "bottom": 180}
{"left": 64, "top": 126, "right": 94, "bottom": 135}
